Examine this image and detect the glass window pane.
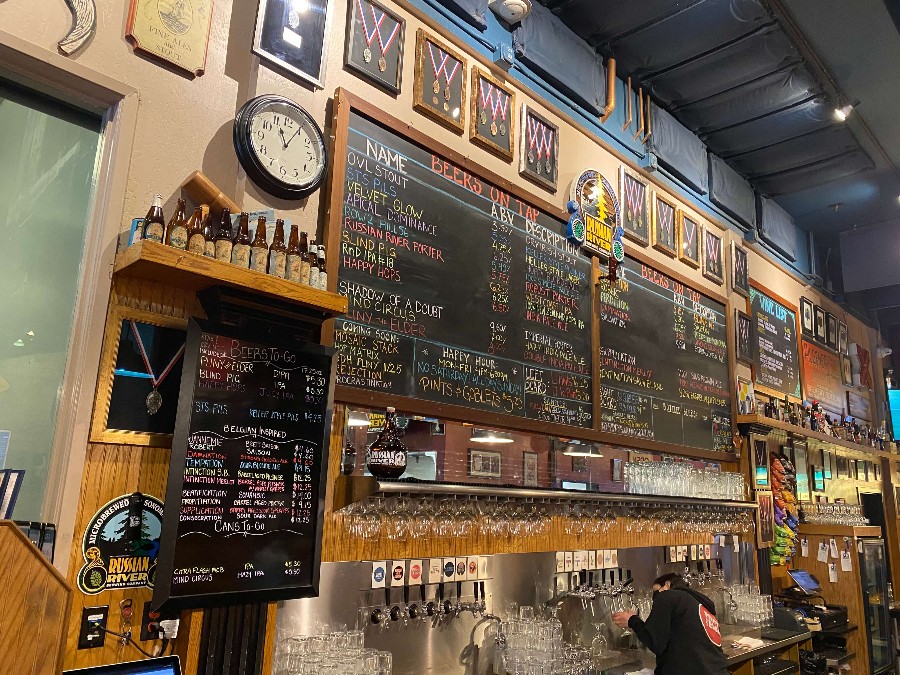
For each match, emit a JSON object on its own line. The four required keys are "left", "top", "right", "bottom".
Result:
{"left": 0, "top": 80, "right": 101, "bottom": 520}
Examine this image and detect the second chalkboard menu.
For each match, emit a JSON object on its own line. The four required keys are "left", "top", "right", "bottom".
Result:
{"left": 598, "top": 257, "right": 732, "bottom": 452}
{"left": 334, "top": 108, "right": 594, "bottom": 428}
{"left": 154, "top": 319, "right": 335, "bottom": 611}
{"left": 749, "top": 285, "right": 801, "bottom": 399}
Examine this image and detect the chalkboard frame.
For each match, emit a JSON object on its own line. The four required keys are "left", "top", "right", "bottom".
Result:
{"left": 746, "top": 280, "right": 803, "bottom": 402}
{"left": 323, "top": 88, "right": 738, "bottom": 462}
{"left": 153, "top": 317, "right": 336, "bottom": 611}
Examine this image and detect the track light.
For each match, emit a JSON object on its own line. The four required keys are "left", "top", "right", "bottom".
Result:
{"left": 833, "top": 99, "right": 860, "bottom": 122}
{"left": 471, "top": 428, "right": 514, "bottom": 444}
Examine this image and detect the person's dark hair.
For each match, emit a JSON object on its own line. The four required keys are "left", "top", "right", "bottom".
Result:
{"left": 653, "top": 572, "right": 687, "bottom": 589}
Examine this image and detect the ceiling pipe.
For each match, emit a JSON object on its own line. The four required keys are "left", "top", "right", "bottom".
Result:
{"left": 599, "top": 57, "right": 616, "bottom": 123}
{"left": 641, "top": 93, "right": 652, "bottom": 144}
{"left": 621, "top": 76, "right": 633, "bottom": 131}
{"left": 633, "top": 87, "right": 645, "bottom": 141}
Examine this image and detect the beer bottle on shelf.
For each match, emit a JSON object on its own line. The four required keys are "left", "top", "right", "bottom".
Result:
{"left": 250, "top": 217, "right": 269, "bottom": 273}
{"left": 317, "top": 244, "right": 327, "bottom": 290}
{"left": 308, "top": 239, "right": 320, "bottom": 288}
{"left": 186, "top": 206, "right": 206, "bottom": 255}
{"left": 165, "top": 198, "right": 188, "bottom": 250}
{"left": 298, "top": 232, "right": 311, "bottom": 285}
{"left": 202, "top": 210, "right": 217, "bottom": 258}
{"left": 214, "top": 208, "right": 234, "bottom": 263}
{"left": 286, "top": 224, "right": 303, "bottom": 282}
{"left": 366, "top": 407, "right": 407, "bottom": 479}
{"left": 341, "top": 439, "right": 357, "bottom": 476}
{"left": 141, "top": 194, "right": 166, "bottom": 243}
{"left": 231, "top": 212, "right": 252, "bottom": 268}
{"left": 268, "top": 219, "right": 288, "bottom": 278}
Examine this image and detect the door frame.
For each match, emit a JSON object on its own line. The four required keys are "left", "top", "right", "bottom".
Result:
{"left": 0, "top": 30, "right": 139, "bottom": 575}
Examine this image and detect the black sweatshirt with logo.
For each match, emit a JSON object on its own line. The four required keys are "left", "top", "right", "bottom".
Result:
{"left": 627, "top": 587, "right": 729, "bottom": 675}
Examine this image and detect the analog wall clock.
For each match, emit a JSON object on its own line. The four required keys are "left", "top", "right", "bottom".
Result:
{"left": 233, "top": 95, "right": 327, "bottom": 199}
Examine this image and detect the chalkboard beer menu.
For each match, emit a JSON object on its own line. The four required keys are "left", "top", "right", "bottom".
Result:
{"left": 334, "top": 110, "right": 594, "bottom": 428}
{"left": 154, "top": 319, "right": 335, "bottom": 611}
{"left": 749, "top": 285, "right": 801, "bottom": 399}
{"left": 599, "top": 257, "right": 732, "bottom": 452}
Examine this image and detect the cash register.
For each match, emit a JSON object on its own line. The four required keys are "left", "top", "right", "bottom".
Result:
{"left": 778, "top": 569, "right": 849, "bottom": 631}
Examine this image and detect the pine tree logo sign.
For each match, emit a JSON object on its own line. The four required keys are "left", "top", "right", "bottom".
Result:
{"left": 76, "top": 493, "right": 165, "bottom": 594}
{"left": 568, "top": 169, "right": 619, "bottom": 259}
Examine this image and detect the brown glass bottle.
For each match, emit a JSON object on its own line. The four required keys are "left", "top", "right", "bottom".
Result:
{"left": 307, "top": 238, "right": 319, "bottom": 288}
{"left": 268, "top": 219, "right": 288, "bottom": 278}
{"left": 202, "top": 210, "right": 216, "bottom": 258}
{"left": 214, "top": 208, "right": 234, "bottom": 262}
{"left": 231, "top": 212, "right": 252, "bottom": 268}
{"left": 366, "top": 407, "right": 407, "bottom": 479}
{"left": 250, "top": 217, "right": 269, "bottom": 273}
{"left": 165, "top": 198, "right": 188, "bottom": 249}
{"left": 286, "top": 225, "right": 304, "bottom": 282}
{"left": 298, "top": 233, "right": 311, "bottom": 285}
{"left": 186, "top": 206, "right": 206, "bottom": 255}
{"left": 316, "top": 244, "right": 327, "bottom": 290}
{"left": 141, "top": 194, "right": 166, "bottom": 243}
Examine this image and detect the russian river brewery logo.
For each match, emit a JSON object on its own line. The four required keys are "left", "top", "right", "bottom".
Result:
{"left": 569, "top": 169, "right": 619, "bottom": 259}
{"left": 77, "top": 494, "right": 164, "bottom": 595}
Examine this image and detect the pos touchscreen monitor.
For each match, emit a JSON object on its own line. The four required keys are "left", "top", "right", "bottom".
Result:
{"left": 64, "top": 657, "right": 181, "bottom": 675}
{"left": 787, "top": 568, "right": 822, "bottom": 595}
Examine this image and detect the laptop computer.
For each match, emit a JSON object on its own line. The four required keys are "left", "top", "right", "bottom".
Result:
{"left": 64, "top": 656, "right": 181, "bottom": 675}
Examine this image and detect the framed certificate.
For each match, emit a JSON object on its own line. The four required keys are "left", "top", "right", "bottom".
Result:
{"left": 253, "top": 0, "right": 332, "bottom": 88}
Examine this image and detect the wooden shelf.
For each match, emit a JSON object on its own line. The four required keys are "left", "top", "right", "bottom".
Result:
{"left": 737, "top": 413, "right": 893, "bottom": 459}
{"left": 797, "top": 524, "right": 882, "bottom": 538}
{"left": 114, "top": 241, "right": 348, "bottom": 318}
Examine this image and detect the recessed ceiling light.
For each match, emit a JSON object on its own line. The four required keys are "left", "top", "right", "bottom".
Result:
{"left": 833, "top": 99, "right": 860, "bottom": 122}
{"left": 12, "top": 339, "right": 24, "bottom": 347}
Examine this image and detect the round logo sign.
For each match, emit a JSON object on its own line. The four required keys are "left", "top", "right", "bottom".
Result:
{"left": 444, "top": 562, "right": 455, "bottom": 578}
{"left": 393, "top": 565, "right": 404, "bottom": 581}
{"left": 373, "top": 566, "right": 386, "bottom": 583}
{"left": 410, "top": 564, "right": 422, "bottom": 581}
{"left": 570, "top": 169, "right": 620, "bottom": 258}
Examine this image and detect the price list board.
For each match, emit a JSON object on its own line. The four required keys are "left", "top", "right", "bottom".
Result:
{"left": 154, "top": 319, "right": 335, "bottom": 611}
{"left": 749, "top": 285, "right": 801, "bottom": 399}
{"left": 333, "top": 109, "right": 594, "bottom": 428}
{"left": 598, "top": 257, "right": 732, "bottom": 452}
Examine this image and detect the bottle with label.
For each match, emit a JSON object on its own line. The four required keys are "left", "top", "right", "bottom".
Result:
{"left": 341, "top": 439, "right": 357, "bottom": 476}
{"left": 202, "top": 210, "right": 217, "bottom": 258}
{"left": 317, "top": 244, "right": 327, "bottom": 290}
{"left": 186, "top": 206, "right": 206, "bottom": 255}
{"left": 214, "top": 208, "right": 234, "bottom": 263}
{"left": 298, "top": 232, "right": 311, "bottom": 285}
{"left": 268, "top": 219, "right": 288, "bottom": 278}
{"left": 308, "top": 239, "right": 320, "bottom": 288}
{"left": 231, "top": 212, "right": 252, "bottom": 268}
{"left": 250, "top": 217, "right": 269, "bottom": 273}
{"left": 366, "top": 407, "right": 407, "bottom": 479}
{"left": 286, "top": 225, "right": 304, "bottom": 282}
{"left": 141, "top": 194, "right": 166, "bottom": 243}
{"left": 165, "top": 198, "right": 188, "bottom": 250}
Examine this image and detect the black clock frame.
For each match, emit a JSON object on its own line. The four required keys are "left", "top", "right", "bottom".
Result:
{"left": 233, "top": 95, "right": 327, "bottom": 200}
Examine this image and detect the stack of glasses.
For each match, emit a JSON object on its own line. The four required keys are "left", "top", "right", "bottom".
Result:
{"left": 499, "top": 606, "right": 593, "bottom": 674}
{"left": 275, "top": 630, "right": 393, "bottom": 674}
{"left": 724, "top": 585, "right": 774, "bottom": 627}
{"left": 624, "top": 461, "right": 746, "bottom": 500}
{"left": 802, "top": 502, "right": 868, "bottom": 526}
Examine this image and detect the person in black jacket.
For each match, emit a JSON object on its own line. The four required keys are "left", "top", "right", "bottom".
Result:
{"left": 611, "top": 572, "right": 729, "bottom": 675}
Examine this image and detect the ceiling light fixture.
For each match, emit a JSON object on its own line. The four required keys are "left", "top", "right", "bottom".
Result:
{"left": 833, "top": 99, "right": 860, "bottom": 122}
{"left": 471, "top": 428, "right": 514, "bottom": 444}
{"left": 562, "top": 442, "right": 603, "bottom": 458}
{"left": 346, "top": 410, "right": 371, "bottom": 427}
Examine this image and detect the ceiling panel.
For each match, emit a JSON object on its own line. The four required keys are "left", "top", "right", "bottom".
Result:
{"left": 728, "top": 125, "right": 861, "bottom": 178}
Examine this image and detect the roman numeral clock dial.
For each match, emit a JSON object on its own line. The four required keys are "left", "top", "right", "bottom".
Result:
{"left": 233, "top": 95, "right": 327, "bottom": 200}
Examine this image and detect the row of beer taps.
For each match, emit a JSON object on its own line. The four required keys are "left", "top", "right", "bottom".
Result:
{"left": 564, "top": 568, "right": 636, "bottom": 608}
{"left": 368, "top": 580, "right": 494, "bottom": 631}
{"left": 681, "top": 558, "right": 725, "bottom": 588}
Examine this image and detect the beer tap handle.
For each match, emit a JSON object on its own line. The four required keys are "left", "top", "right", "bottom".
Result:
{"left": 479, "top": 581, "right": 486, "bottom": 609}
{"left": 473, "top": 582, "right": 480, "bottom": 603}
{"left": 456, "top": 581, "right": 462, "bottom": 604}
{"left": 580, "top": 569, "right": 587, "bottom": 586}
{"left": 706, "top": 560, "right": 711, "bottom": 572}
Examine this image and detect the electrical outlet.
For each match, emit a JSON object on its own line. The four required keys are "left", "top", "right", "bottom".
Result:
{"left": 78, "top": 606, "right": 108, "bottom": 649}
{"left": 140, "top": 601, "right": 162, "bottom": 641}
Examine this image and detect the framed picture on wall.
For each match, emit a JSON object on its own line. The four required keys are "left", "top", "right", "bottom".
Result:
{"left": 253, "top": 0, "right": 332, "bottom": 89}
{"left": 812, "top": 466, "right": 825, "bottom": 491}
{"left": 413, "top": 29, "right": 466, "bottom": 132}
{"left": 826, "top": 312, "right": 838, "bottom": 350}
{"left": 470, "top": 66, "right": 515, "bottom": 160}
{"left": 814, "top": 305, "right": 827, "bottom": 343}
{"left": 519, "top": 105, "right": 559, "bottom": 191}
{"left": 838, "top": 321, "right": 848, "bottom": 354}
{"left": 756, "top": 490, "right": 775, "bottom": 548}
{"left": 678, "top": 212, "right": 701, "bottom": 268}
{"left": 731, "top": 242, "right": 750, "bottom": 297}
{"left": 522, "top": 451, "right": 538, "bottom": 487}
{"left": 841, "top": 354, "right": 853, "bottom": 386}
{"left": 836, "top": 456, "right": 849, "bottom": 479}
{"left": 823, "top": 450, "right": 833, "bottom": 479}
{"left": 736, "top": 311, "right": 753, "bottom": 365}
{"left": 90, "top": 306, "right": 187, "bottom": 447}
{"left": 469, "top": 449, "right": 502, "bottom": 478}
{"left": 611, "top": 458, "right": 623, "bottom": 482}
{"left": 344, "top": 0, "right": 405, "bottom": 93}
{"left": 126, "top": 0, "right": 214, "bottom": 77}
{"left": 848, "top": 459, "right": 858, "bottom": 481}
{"left": 737, "top": 377, "right": 755, "bottom": 415}
{"left": 652, "top": 194, "right": 678, "bottom": 257}
{"left": 753, "top": 438, "right": 769, "bottom": 488}
{"left": 619, "top": 166, "right": 650, "bottom": 246}
{"left": 702, "top": 228, "right": 724, "bottom": 285}
{"left": 800, "top": 297, "right": 815, "bottom": 338}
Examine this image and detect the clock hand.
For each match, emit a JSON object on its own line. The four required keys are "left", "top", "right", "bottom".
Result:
{"left": 278, "top": 128, "right": 288, "bottom": 149}
{"left": 285, "top": 127, "right": 302, "bottom": 147}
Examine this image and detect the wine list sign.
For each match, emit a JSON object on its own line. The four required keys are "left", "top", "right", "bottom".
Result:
{"left": 153, "top": 319, "right": 335, "bottom": 611}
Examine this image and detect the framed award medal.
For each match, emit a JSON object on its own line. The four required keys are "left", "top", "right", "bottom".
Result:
{"left": 413, "top": 30, "right": 466, "bottom": 132}
{"left": 470, "top": 66, "right": 515, "bottom": 160}
{"left": 345, "top": 0, "right": 404, "bottom": 93}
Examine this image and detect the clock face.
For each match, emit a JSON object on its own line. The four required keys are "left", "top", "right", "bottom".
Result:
{"left": 234, "top": 96, "right": 327, "bottom": 199}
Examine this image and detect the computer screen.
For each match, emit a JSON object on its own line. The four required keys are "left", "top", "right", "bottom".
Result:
{"left": 64, "top": 656, "right": 180, "bottom": 675}
{"left": 787, "top": 568, "right": 822, "bottom": 595}
{"left": 888, "top": 390, "right": 900, "bottom": 440}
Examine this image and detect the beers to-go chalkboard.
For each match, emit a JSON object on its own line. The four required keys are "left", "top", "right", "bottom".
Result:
{"left": 749, "top": 285, "right": 801, "bottom": 399}
{"left": 154, "top": 319, "right": 335, "bottom": 611}
{"left": 598, "top": 257, "right": 732, "bottom": 452}
{"left": 334, "top": 110, "right": 594, "bottom": 428}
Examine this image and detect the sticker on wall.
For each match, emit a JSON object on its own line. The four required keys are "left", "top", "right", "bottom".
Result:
{"left": 702, "top": 228, "right": 724, "bottom": 285}
{"left": 76, "top": 493, "right": 164, "bottom": 595}
{"left": 470, "top": 66, "right": 515, "bottom": 160}
{"left": 519, "top": 105, "right": 558, "bottom": 191}
{"left": 570, "top": 169, "right": 618, "bottom": 259}
{"left": 345, "top": 0, "right": 404, "bottom": 94}
{"left": 126, "top": 0, "right": 213, "bottom": 77}
{"left": 619, "top": 167, "right": 650, "bottom": 246}
{"left": 413, "top": 30, "right": 466, "bottom": 132}
{"left": 652, "top": 193, "right": 678, "bottom": 257}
